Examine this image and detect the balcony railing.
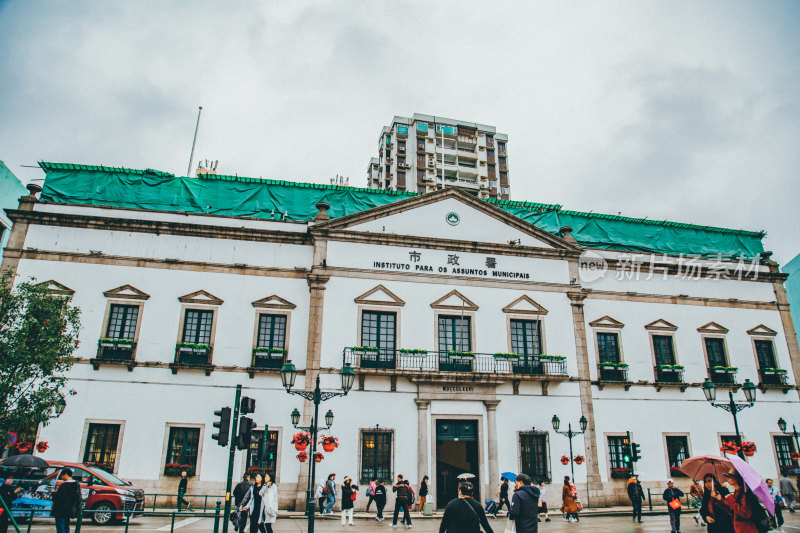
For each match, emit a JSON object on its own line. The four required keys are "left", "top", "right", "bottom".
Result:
{"left": 342, "top": 348, "right": 567, "bottom": 377}
{"left": 97, "top": 339, "right": 136, "bottom": 361}
{"left": 654, "top": 365, "right": 684, "bottom": 384}
{"left": 174, "top": 344, "right": 212, "bottom": 366}
{"left": 251, "top": 349, "right": 286, "bottom": 369}
{"left": 758, "top": 368, "right": 788, "bottom": 386}
{"left": 709, "top": 367, "right": 738, "bottom": 385}
{"left": 597, "top": 363, "right": 629, "bottom": 382}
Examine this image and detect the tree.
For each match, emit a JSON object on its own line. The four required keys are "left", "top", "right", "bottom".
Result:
{"left": 0, "top": 271, "right": 81, "bottom": 447}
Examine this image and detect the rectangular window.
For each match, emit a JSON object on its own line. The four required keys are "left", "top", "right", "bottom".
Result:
{"left": 165, "top": 427, "right": 200, "bottom": 470}
{"left": 519, "top": 432, "right": 550, "bottom": 483}
{"left": 106, "top": 304, "right": 139, "bottom": 340}
{"left": 417, "top": 169, "right": 426, "bottom": 182}
{"left": 666, "top": 436, "right": 689, "bottom": 476}
{"left": 246, "top": 430, "right": 279, "bottom": 479}
{"left": 83, "top": 423, "right": 120, "bottom": 472}
{"left": 397, "top": 155, "right": 406, "bottom": 165}
{"left": 498, "top": 143, "right": 507, "bottom": 155}
{"left": 653, "top": 335, "right": 676, "bottom": 365}
{"left": 182, "top": 309, "right": 214, "bottom": 344}
{"left": 360, "top": 430, "right": 392, "bottom": 483}
{"left": 597, "top": 332, "right": 621, "bottom": 363}
{"left": 510, "top": 319, "right": 542, "bottom": 357}
{"left": 438, "top": 315, "right": 471, "bottom": 352}
{"left": 608, "top": 436, "right": 631, "bottom": 474}
{"left": 361, "top": 311, "right": 396, "bottom": 354}
{"left": 754, "top": 340, "right": 777, "bottom": 369}
{"left": 256, "top": 314, "right": 286, "bottom": 350}
{"left": 705, "top": 337, "right": 727, "bottom": 367}
{"left": 774, "top": 436, "right": 797, "bottom": 475}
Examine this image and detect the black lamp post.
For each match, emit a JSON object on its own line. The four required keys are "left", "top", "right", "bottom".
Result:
{"left": 777, "top": 417, "right": 800, "bottom": 451}
{"left": 702, "top": 378, "right": 756, "bottom": 458}
{"left": 551, "top": 414, "right": 588, "bottom": 480}
{"left": 53, "top": 397, "right": 66, "bottom": 418}
{"left": 280, "top": 361, "right": 355, "bottom": 533}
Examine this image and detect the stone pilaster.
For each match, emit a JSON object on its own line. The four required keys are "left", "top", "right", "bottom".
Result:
{"left": 567, "top": 289, "right": 607, "bottom": 507}
{"left": 414, "top": 399, "right": 430, "bottom": 489}
{"left": 0, "top": 192, "right": 37, "bottom": 276}
{"left": 483, "top": 399, "right": 501, "bottom": 498}
{"left": 766, "top": 260, "right": 800, "bottom": 399}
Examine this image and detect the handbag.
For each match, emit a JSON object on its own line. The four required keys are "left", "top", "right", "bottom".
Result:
{"left": 669, "top": 498, "right": 682, "bottom": 510}
{"left": 351, "top": 492, "right": 357, "bottom": 501}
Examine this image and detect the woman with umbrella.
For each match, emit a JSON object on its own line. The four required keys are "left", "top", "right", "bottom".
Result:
{"left": 713, "top": 471, "right": 762, "bottom": 533}
{"left": 699, "top": 474, "right": 733, "bottom": 533}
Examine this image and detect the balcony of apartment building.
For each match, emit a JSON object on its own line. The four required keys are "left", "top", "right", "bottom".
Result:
{"left": 342, "top": 347, "right": 569, "bottom": 387}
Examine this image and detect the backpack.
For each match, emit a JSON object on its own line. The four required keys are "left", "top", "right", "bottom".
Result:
{"left": 407, "top": 486, "right": 415, "bottom": 505}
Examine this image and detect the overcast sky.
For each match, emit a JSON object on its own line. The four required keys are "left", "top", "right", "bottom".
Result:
{"left": 1, "top": 1, "right": 798, "bottom": 263}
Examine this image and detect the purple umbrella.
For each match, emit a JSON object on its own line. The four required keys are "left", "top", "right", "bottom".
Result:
{"left": 724, "top": 454, "right": 774, "bottom": 515}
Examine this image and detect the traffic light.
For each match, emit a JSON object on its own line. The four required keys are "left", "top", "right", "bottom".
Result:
{"left": 237, "top": 416, "right": 257, "bottom": 450}
{"left": 212, "top": 407, "right": 231, "bottom": 447}
{"left": 631, "top": 442, "right": 642, "bottom": 462}
{"left": 622, "top": 433, "right": 632, "bottom": 464}
{"left": 240, "top": 397, "right": 256, "bottom": 415}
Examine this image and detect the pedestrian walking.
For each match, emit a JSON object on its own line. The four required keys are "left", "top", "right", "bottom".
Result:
{"left": 366, "top": 477, "right": 377, "bottom": 512}
{"left": 538, "top": 482, "right": 550, "bottom": 522}
{"left": 714, "top": 471, "right": 760, "bottom": 533}
{"left": 0, "top": 475, "right": 21, "bottom": 533}
{"left": 392, "top": 474, "right": 413, "bottom": 528}
{"left": 314, "top": 480, "right": 325, "bottom": 515}
{"left": 438, "top": 481, "right": 493, "bottom": 533}
{"left": 51, "top": 468, "right": 81, "bottom": 533}
{"left": 497, "top": 478, "right": 511, "bottom": 515}
{"left": 232, "top": 474, "right": 252, "bottom": 532}
{"left": 699, "top": 474, "right": 732, "bottom": 533}
{"left": 373, "top": 479, "right": 387, "bottom": 522}
{"left": 241, "top": 473, "right": 279, "bottom": 533}
{"left": 341, "top": 477, "right": 357, "bottom": 526}
{"left": 509, "top": 474, "right": 540, "bottom": 533}
{"left": 663, "top": 479, "right": 685, "bottom": 533}
{"left": 177, "top": 470, "right": 191, "bottom": 511}
{"left": 418, "top": 475, "right": 429, "bottom": 512}
{"left": 779, "top": 476, "right": 795, "bottom": 513}
{"left": 324, "top": 473, "right": 337, "bottom": 515}
{"left": 690, "top": 479, "right": 704, "bottom": 526}
{"left": 560, "top": 476, "right": 579, "bottom": 522}
{"left": 627, "top": 475, "right": 645, "bottom": 523}
{"left": 766, "top": 479, "right": 784, "bottom": 532}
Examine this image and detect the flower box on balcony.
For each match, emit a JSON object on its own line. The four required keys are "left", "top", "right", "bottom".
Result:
{"left": 539, "top": 355, "right": 566, "bottom": 361}
{"left": 352, "top": 346, "right": 380, "bottom": 353}
{"left": 253, "top": 347, "right": 287, "bottom": 355}
{"left": 177, "top": 342, "right": 212, "bottom": 354}
{"left": 610, "top": 468, "right": 633, "bottom": 479}
{"left": 98, "top": 338, "right": 136, "bottom": 350}
{"left": 600, "top": 362, "right": 629, "bottom": 369}
{"left": 446, "top": 351, "right": 475, "bottom": 357}
{"left": 398, "top": 348, "right": 428, "bottom": 354}
{"left": 761, "top": 368, "right": 787, "bottom": 375}
{"left": 164, "top": 463, "right": 195, "bottom": 477}
{"left": 712, "top": 366, "right": 738, "bottom": 374}
{"left": 492, "top": 352, "right": 520, "bottom": 359}
{"left": 658, "top": 365, "right": 684, "bottom": 373}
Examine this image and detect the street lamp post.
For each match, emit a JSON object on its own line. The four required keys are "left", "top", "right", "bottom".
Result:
{"left": 280, "top": 362, "right": 355, "bottom": 533}
{"left": 702, "top": 378, "right": 757, "bottom": 458}
{"left": 777, "top": 417, "right": 800, "bottom": 451}
{"left": 551, "top": 414, "right": 588, "bottom": 481}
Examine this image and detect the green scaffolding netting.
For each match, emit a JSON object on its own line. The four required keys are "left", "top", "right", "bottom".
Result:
{"left": 38, "top": 164, "right": 765, "bottom": 258}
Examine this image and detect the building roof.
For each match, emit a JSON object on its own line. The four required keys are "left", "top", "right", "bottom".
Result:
{"left": 37, "top": 162, "right": 765, "bottom": 258}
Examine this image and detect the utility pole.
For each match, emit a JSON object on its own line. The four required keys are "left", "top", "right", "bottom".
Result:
{"left": 186, "top": 106, "right": 203, "bottom": 177}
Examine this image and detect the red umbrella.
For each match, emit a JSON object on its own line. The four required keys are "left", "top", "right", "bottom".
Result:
{"left": 679, "top": 455, "right": 732, "bottom": 483}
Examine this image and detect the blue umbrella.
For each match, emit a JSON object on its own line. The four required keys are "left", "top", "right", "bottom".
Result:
{"left": 500, "top": 472, "right": 517, "bottom": 482}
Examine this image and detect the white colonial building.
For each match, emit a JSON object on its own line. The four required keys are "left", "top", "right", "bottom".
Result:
{"left": 2, "top": 162, "right": 798, "bottom": 510}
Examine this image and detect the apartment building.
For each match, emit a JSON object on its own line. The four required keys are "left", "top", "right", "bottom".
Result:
{"left": 367, "top": 114, "right": 510, "bottom": 199}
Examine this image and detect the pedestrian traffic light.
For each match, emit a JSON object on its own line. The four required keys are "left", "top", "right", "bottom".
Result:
{"left": 622, "top": 433, "right": 632, "bottom": 464}
{"left": 212, "top": 407, "right": 231, "bottom": 447}
{"left": 237, "top": 416, "right": 256, "bottom": 450}
{"left": 240, "top": 397, "right": 256, "bottom": 415}
{"left": 631, "top": 442, "right": 642, "bottom": 462}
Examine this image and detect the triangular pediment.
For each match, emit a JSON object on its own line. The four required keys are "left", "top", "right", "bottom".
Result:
{"left": 644, "top": 319, "right": 677, "bottom": 332}
{"left": 697, "top": 322, "right": 729, "bottom": 334}
{"left": 354, "top": 285, "right": 405, "bottom": 307}
{"left": 430, "top": 290, "right": 479, "bottom": 311}
{"left": 589, "top": 315, "right": 624, "bottom": 329}
{"left": 502, "top": 295, "right": 548, "bottom": 316}
{"left": 34, "top": 280, "right": 75, "bottom": 296}
{"left": 103, "top": 284, "right": 150, "bottom": 301}
{"left": 178, "top": 290, "right": 224, "bottom": 306}
{"left": 252, "top": 295, "right": 296, "bottom": 309}
{"left": 746, "top": 324, "right": 777, "bottom": 337}
{"left": 314, "top": 188, "right": 578, "bottom": 251}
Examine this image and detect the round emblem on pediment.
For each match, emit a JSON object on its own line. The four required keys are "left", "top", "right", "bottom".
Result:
{"left": 446, "top": 212, "right": 460, "bottom": 226}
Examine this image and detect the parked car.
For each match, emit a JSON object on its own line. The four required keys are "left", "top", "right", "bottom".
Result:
{"left": 40, "top": 461, "right": 145, "bottom": 525}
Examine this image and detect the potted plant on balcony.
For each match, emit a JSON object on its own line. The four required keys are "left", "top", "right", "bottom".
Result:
{"left": 712, "top": 365, "right": 737, "bottom": 374}
{"left": 98, "top": 338, "right": 136, "bottom": 349}
{"left": 492, "top": 352, "right": 520, "bottom": 359}
{"left": 600, "top": 361, "right": 628, "bottom": 370}
{"left": 292, "top": 432, "right": 311, "bottom": 451}
{"left": 352, "top": 346, "right": 379, "bottom": 355}
{"left": 740, "top": 442, "right": 757, "bottom": 457}
{"left": 177, "top": 342, "right": 211, "bottom": 354}
{"left": 539, "top": 355, "right": 566, "bottom": 361}
{"left": 762, "top": 367, "right": 787, "bottom": 375}
{"left": 399, "top": 348, "right": 428, "bottom": 354}
{"left": 720, "top": 442, "right": 740, "bottom": 455}
{"left": 253, "top": 347, "right": 287, "bottom": 355}
{"left": 320, "top": 435, "right": 339, "bottom": 453}
{"left": 447, "top": 350, "right": 475, "bottom": 357}
{"left": 658, "top": 364, "right": 684, "bottom": 373}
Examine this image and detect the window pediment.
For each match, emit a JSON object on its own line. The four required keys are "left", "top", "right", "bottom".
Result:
{"left": 252, "top": 295, "right": 296, "bottom": 310}
{"left": 354, "top": 284, "right": 406, "bottom": 307}
{"left": 34, "top": 280, "right": 75, "bottom": 296}
{"left": 103, "top": 284, "right": 150, "bottom": 301}
{"left": 644, "top": 319, "right": 677, "bottom": 332}
{"left": 588, "top": 316, "right": 624, "bottom": 329}
{"left": 746, "top": 324, "right": 777, "bottom": 337}
{"left": 178, "top": 290, "right": 223, "bottom": 306}
{"left": 430, "top": 290, "right": 479, "bottom": 311}
{"left": 502, "top": 295, "right": 548, "bottom": 316}
{"left": 697, "top": 322, "right": 728, "bottom": 335}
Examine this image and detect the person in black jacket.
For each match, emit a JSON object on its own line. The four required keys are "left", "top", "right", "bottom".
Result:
{"left": 392, "top": 475, "right": 412, "bottom": 528}
{"left": 1, "top": 475, "right": 21, "bottom": 533}
{"left": 232, "top": 474, "right": 252, "bottom": 532}
{"left": 509, "top": 474, "right": 540, "bottom": 533}
{"left": 497, "top": 478, "right": 511, "bottom": 516}
{"left": 439, "top": 482, "right": 493, "bottom": 533}
{"left": 51, "top": 469, "right": 82, "bottom": 533}
{"left": 699, "top": 474, "right": 732, "bottom": 533}
{"left": 418, "top": 476, "right": 429, "bottom": 512}
{"left": 627, "top": 475, "right": 645, "bottom": 523}
{"left": 373, "top": 480, "right": 387, "bottom": 522}
{"left": 177, "top": 471, "right": 191, "bottom": 511}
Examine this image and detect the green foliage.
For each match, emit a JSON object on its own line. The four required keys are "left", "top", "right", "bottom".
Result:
{"left": 539, "top": 354, "right": 566, "bottom": 361}
{"left": 398, "top": 348, "right": 428, "bottom": 354}
{"left": 351, "top": 346, "right": 379, "bottom": 352}
{"left": 176, "top": 342, "right": 211, "bottom": 350}
{"left": 0, "top": 271, "right": 81, "bottom": 445}
{"left": 492, "top": 352, "right": 520, "bottom": 358}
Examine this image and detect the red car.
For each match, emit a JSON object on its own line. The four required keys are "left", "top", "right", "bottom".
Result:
{"left": 41, "top": 461, "right": 145, "bottom": 525}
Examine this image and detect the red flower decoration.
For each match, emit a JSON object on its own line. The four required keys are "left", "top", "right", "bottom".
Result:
{"left": 720, "top": 442, "right": 740, "bottom": 455}
{"left": 36, "top": 441, "right": 49, "bottom": 453}
{"left": 296, "top": 451, "right": 308, "bottom": 462}
{"left": 573, "top": 455, "right": 584, "bottom": 465}
{"left": 15, "top": 441, "right": 32, "bottom": 453}
{"left": 560, "top": 455, "right": 570, "bottom": 465}
{"left": 314, "top": 452, "right": 324, "bottom": 463}
{"left": 790, "top": 452, "right": 800, "bottom": 462}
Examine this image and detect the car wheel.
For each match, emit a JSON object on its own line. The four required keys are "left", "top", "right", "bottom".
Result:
{"left": 91, "top": 502, "right": 115, "bottom": 525}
